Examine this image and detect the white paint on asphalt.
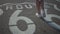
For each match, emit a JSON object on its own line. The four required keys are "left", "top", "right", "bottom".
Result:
{"left": 0, "top": 1, "right": 60, "bottom": 34}
{"left": 25, "top": 4, "right": 32, "bottom": 9}
{"left": 0, "top": 2, "right": 36, "bottom": 7}
{"left": 0, "top": 2, "right": 34, "bottom": 10}
{"left": 54, "top": 5, "right": 60, "bottom": 11}
{"left": 9, "top": 24, "right": 35, "bottom": 34}
{"left": 16, "top": 5, "right": 23, "bottom": 10}
{"left": 6, "top": 5, "right": 13, "bottom": 10}
{"left": 56, "top": 0, "right": 60, "bottom": 2}
{"left": 0, "top": 9, "right": 3, "bottom": 16}
{"left": 9, "top": 10, "right": 22, "bottom": 25}
{"left": 44, "top": 9, "right": 60, "bottom": 28}
{"left": 9, "top": 10, "right": 36, "bottom": 34}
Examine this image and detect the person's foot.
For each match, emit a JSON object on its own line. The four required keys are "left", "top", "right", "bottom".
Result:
{"left": 36, "top": 13, "right": 41, "bottom": 17}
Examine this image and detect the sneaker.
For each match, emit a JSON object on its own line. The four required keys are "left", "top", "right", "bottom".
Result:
{"left": 36, "top": 13, "right": 41, "bottom": 17}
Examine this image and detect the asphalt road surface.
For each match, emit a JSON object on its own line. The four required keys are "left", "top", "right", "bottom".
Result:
{"left": 0, "top": 0, "right": 60, "bottom": 34}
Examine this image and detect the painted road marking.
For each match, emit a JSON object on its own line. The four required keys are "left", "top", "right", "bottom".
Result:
{"left": 0, "top": 1, "right": 60, "bottom": 34}
{"left": 56, "top": 0, "right": 60, "bottom": 2}
{"left": 9, "top": 10, "right": 36, "bottom": 34}
{"left": 0, "top": 9, "right": 3, "bottom": 16}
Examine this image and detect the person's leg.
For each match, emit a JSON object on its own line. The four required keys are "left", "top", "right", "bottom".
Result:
{"left": 41, "top": 0, "right": 46, "bottom": 17}
{"left": 36, "top": 0, "right": 45, "bottom": 17}
{"left": 36, "top": 0, "right": 41, "bottom": 14}
{"left": 40, "top": 0, "right": 46, "bottom": 17}
{"left": 36, "top": 0, "right": 42, "bottom": 17}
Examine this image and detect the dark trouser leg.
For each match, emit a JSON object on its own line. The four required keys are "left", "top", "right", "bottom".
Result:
{"left": 36, "top": 0, "right": 41, "bottom": 14}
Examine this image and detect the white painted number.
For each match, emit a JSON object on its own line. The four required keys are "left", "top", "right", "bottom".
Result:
{"left": 44, "top": 9, "right": 60, "bottom": 29}
{"left": 54, "top": 5, "right": 60, "bottom": 11}
{"left": 44, "top": 9, "right": 60, "bottom": 21}
{"left": 9, "top": 10, "right": 36, "bottom": 34}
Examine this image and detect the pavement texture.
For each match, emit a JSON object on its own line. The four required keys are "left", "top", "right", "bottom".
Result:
{"left": 0, "top": 0, "right": 60, "bottom": 34}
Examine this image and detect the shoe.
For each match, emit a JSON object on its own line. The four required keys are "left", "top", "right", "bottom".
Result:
{"left": 36, "top": 13, "right": 41, "bottom": 17}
